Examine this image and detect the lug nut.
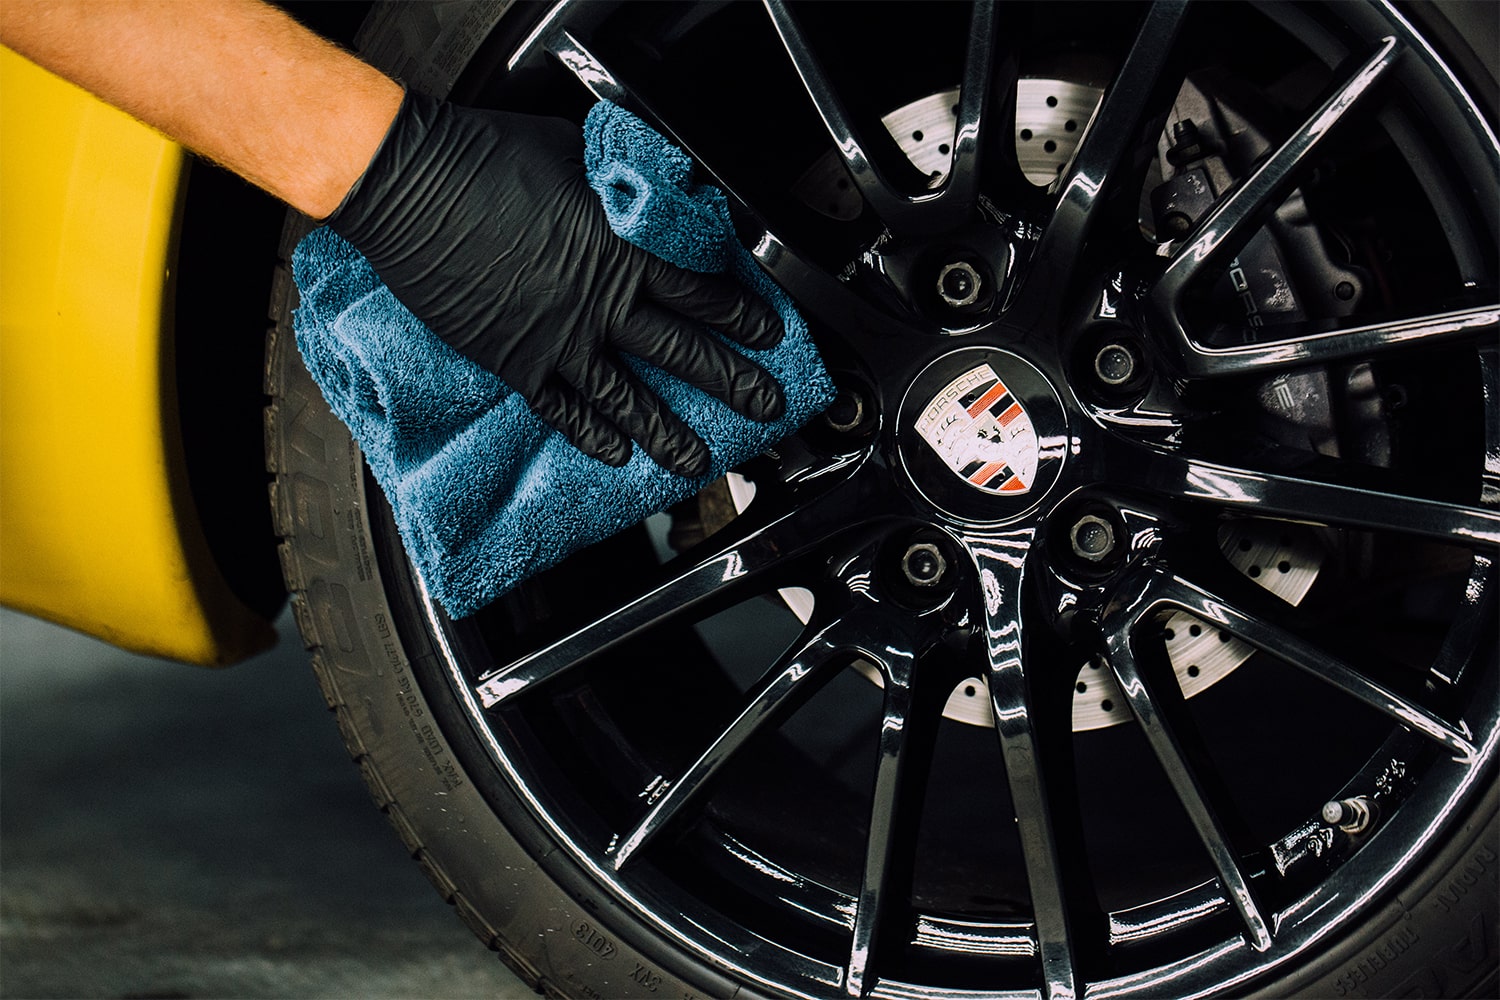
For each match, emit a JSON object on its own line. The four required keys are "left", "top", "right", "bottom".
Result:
{"left": 1069, "top": 514, "right": 1116, "bottom": 562}
{"left": 822, "top": 388, "right": 866, "bottom": 433}
{"left": 1093, "top": 341, "right": 1139, "bottom": 386}
{"left": 901, "top": 542, "right": 948, "bottom": 588}
{"left": 937, "top": 261, "right": 982, "bottom": 308}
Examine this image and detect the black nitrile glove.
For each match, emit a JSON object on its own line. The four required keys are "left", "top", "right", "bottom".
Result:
{"left": 327, "top": 91, "right": 785, "bottom": 477}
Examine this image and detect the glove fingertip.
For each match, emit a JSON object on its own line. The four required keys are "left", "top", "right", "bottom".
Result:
{"left": 742, "top": 303, "right": 785, "bottom": 350}
{"left": 675, "top": 441, "right": 712, "bottom": 479}
{"left": 599, "top": 438, "right": 633, "bottom": 467}
{"left": 527, "top": 382, "right": 633, "bottom": 467}
{"left": 571, "top": 424, "right": 632, "bottom": 467}
{"left": 754, "top": 381, "right": 785, "bottom": 422}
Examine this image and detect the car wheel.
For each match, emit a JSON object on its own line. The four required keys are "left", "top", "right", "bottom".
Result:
{"left": 266, "top": 2, "right": 1499, "bottom": 997}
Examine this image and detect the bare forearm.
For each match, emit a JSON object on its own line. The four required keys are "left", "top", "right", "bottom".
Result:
{"left": 0, "top": 0, "right": 403, "bottom": 218}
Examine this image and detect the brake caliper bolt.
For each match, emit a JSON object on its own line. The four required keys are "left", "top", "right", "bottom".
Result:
{"left": 1069, "top": 514, "right": 1116, "bottom": 562}
{"left": 1160, "top": 210, "right": 1194, "bottom": 238}
{"left": 1321, "top": 795, "right": 1375, "bottom": 834}
{"left": 901, "top": 542, "right": 948, "bottom": 588}
{"left": 937, "top": 261, "right": 982, "bottom": 308}
{"left": 1094, "top": 342, "right": 1138, "bottom": 386}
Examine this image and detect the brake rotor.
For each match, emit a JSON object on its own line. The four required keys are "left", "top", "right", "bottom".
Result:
{"left": 793, "top": 77, "right": 1106, "bottom": 218}
{"left": 941, "top": 521, "right": 1325, "bottom": 731}
{"left": 882, "top": 79, "right": 1106, "bottom": 187}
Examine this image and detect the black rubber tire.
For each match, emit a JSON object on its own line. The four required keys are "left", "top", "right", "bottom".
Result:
{"left": 264, "top": 3, "right": 1499, "bottom": 997}
{"left": 265, "top": 219, "right": 744, "bottom": 1000}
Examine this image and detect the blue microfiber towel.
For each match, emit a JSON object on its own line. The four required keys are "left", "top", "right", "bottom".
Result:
{"left": 291, "top": 100, "right": 836, "bottom": 618}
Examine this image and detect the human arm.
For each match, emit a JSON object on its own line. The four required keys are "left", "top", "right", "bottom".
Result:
{"left": 0, "top": 0, "right": 785, "bottom": 475}
{"left": 0, "top": 0, "right": 402, "bottom": 218}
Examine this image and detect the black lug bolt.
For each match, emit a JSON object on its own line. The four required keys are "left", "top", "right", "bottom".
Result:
{"left": 937, "top": 261, "right": 982, "bottom": 308}
{"left": 1093, "top": 342, "right": 1138, "bottom": 386}
{"left": 1069, "top": 514, "right": 1116, "bottom": 562}
{"left": 901, "top": 542, "right": 948, "bottom": 588}
{"left": 822, "top": 388, "right": 866, "bottom": 433}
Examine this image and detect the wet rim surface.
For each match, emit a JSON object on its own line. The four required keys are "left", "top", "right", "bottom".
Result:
{"left": 391, "top": 2, "right": 1497, "bottom": 997}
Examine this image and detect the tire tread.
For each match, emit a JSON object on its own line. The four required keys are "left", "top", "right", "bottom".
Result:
{"left": 264, "top": 256, "right": 551, "bottom": 997}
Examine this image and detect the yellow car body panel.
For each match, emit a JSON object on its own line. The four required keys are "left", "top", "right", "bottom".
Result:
{"left": 0, "top": 50, "right": 275, "bottom": 665}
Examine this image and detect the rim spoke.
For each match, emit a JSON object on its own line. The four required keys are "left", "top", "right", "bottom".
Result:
{"left": 1166, "top": 304, "right": 1500, "bottom": 378}
{"left": 544, "top": 26, "right": 629, "bottom": 104}
{"left": 610, "top": 605, "right": 860, "bottom": 871}
{"left": 474, "top": 468, "right": 877, "bottom": 707}
{"left": 1139, "top": 565, "right": 1477, "bottom": 758}
{"left": 1149, "top": 36, "right": 1403, "bottom": 357}
{"left": 548, "top": 29, "right": 737, "bottom": 197}
{"left": 762, "top": 0, "right": 995, "bottom": 235}
{"left": 1120, "top": 442, "right": 1500, "bottom": 547}
{"left": 847, "top": 637, "right": 921, "bottom": 998}
{"left": 547, "top": 29, "right": 916, "bottom": 343}
{"left": 761, "top": 0, "right": 912, "bottom": 226}
{"left": 1100, "top": 567, "right": 1273, "bottom": 951}
{"left": 751, "top": 230, "right": 923, "bottom": 344}
{"left": 934, "top": 0, "right": 999, "bottom": 225}
{"left": 1026, "top": 0, "right": 1191, "bottom": 288}
{"left": 965, "top": 529, "right": 1079, "bottom": 1000}
{"left": 1430, "top": 552, "right": 1498, "bottom": 690}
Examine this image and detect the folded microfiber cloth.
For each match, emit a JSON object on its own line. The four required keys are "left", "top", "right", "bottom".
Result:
{"left": 292, "top": 100, "right": 835, "bottom": 618}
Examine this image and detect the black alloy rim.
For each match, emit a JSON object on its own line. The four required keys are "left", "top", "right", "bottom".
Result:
{"left": 390, "top": 2, "right": 1499, "bottom": 997}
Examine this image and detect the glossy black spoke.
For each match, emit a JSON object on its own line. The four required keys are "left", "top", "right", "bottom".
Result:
{"left": 846, "top": 640, "right": 917, "bottom": 998}
{"left": 1138, "top": 566, "right": 1477, "bottom": 758}
{"left": 544, "top": 30, "right": 855, "bottom": 324}
{"left": 750, "top": 230, "right": 923, "bottom": 344}
{"left": 1167, "top": 304, "right": 1499, "bottom": 378}
{"left": 963, "top": 529, "right": 1078, "bottom": 1000}
{"left": 1026, "top": 0, "right": 1191, "bottom": 289}
{"left": 548, "top": 29, "right": 748, "bottom": 205}
{"left": 844, "top": 607, "right": 955, "bottom": 998}
{"left": 1149, "top": 37, "right": 1402, "bottom": 358}
{"left": 544, "top": 27, "right": 629, "bottom": 104}
{"left": 932, "top": 0, "right": 998, "bottom": 225}
{"left": 1120, "top": 441, "right": 1500, "bottom": 547}
{"left": 609, "top": 604, "right": 858, "bottom": 871}
{"left": 763, "top": 0, "right": 996, "bottom": 236}
{"left": 474, "top": 469, "right": 873, "bottom": 708}
{"left": 1430, "top": 552, "right": 1498, "bottom": 691}
{"left": 760, "top": 0, "right": 908, "bottom": 225}
{"left": 1100, "top": 568, "right": 1274, "bottom": 951}
{"left": 546, "top": 29, "right": 917, "bottom": 344}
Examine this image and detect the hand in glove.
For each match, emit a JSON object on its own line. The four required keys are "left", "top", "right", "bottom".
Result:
{"left": 328, "top": 91, "right": 785, "bottom": 477}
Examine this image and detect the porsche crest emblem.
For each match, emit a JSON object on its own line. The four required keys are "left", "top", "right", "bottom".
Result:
{"left": 914, "top": 363, "right": 1038, "bottom": 495}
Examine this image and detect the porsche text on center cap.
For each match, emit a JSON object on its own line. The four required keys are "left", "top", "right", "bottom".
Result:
{"left": 898, "top": 349, "right": 1067, "bottom": 523}
{"left": 914, "top": 363, "right": 1038, "bottom": 495}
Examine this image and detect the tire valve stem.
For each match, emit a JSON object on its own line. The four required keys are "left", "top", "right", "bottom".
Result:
{"left": 1321, "top": 795, "right": 1376, "bottom": 835}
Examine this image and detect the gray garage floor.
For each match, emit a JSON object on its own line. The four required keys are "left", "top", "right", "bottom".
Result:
{"left": 0, "top": 606, "right": 534, "bottom": 999}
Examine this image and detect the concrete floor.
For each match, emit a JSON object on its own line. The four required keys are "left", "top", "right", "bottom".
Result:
{"left": 0, "top": 607, "right": 535, "bottom": 999}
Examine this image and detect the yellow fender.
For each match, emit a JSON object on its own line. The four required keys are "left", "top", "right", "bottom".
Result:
{"left": 0, "top": 49, "right": 275, "bottom": 665}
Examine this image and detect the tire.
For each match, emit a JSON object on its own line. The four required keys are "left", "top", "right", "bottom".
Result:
{"left": 265, "top": 2, "right": 1499, "bottom": 997}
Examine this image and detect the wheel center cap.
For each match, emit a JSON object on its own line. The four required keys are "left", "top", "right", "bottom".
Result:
{"left": 897, "top": 348, "right": 1068, "bottom": 523}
